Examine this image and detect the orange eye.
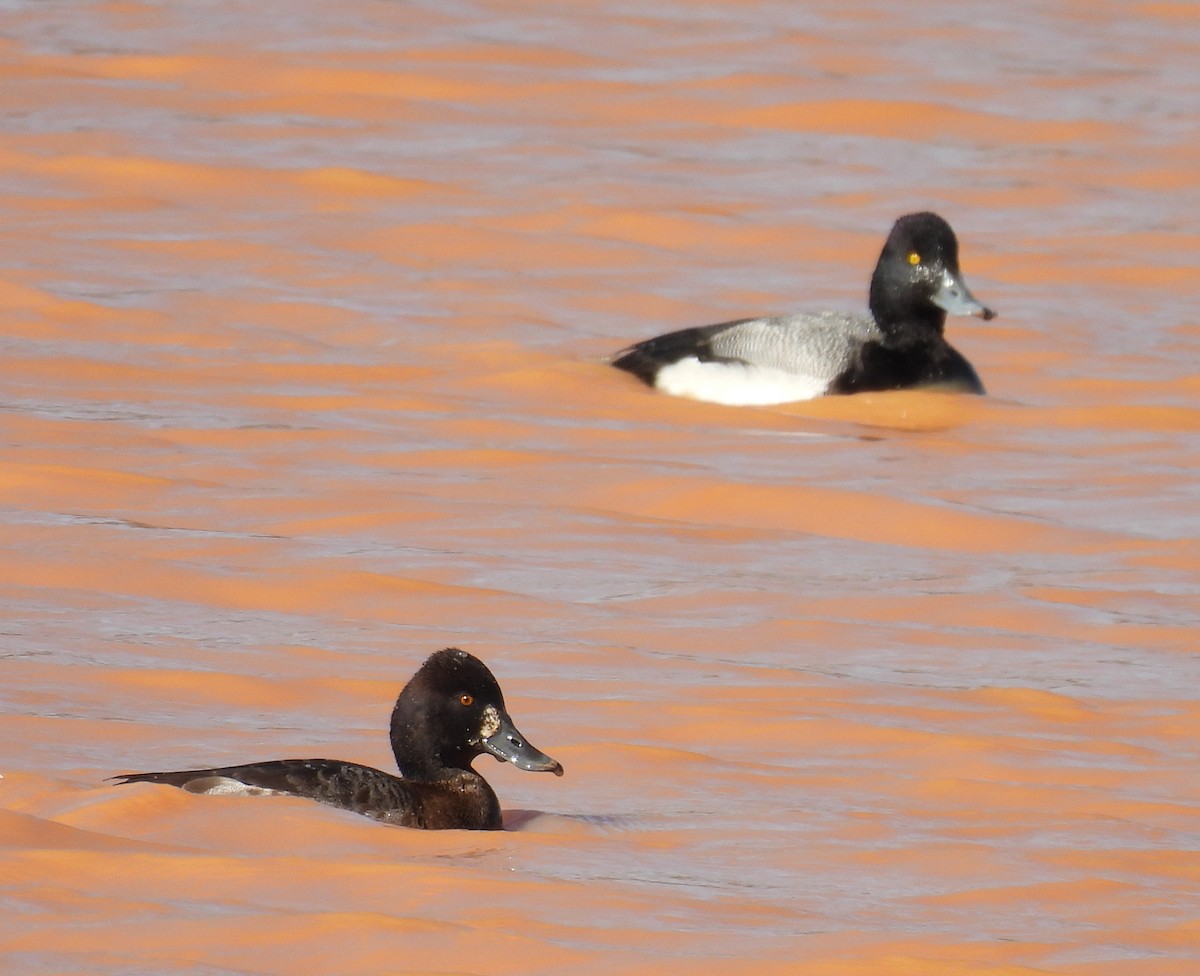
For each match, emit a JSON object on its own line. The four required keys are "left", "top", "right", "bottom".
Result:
{"left": 907, "top": 252, "right": 921, "bottom": 266}
{"left": 459, "top": 693, "right": 474, "bottom": 706}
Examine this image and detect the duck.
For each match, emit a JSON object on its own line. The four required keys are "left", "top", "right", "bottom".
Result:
{"left": 611, "top": 212, "right": 996, "bottom": 405}
{"left": 111, "top": 647, "right": 563, "bottom": 830}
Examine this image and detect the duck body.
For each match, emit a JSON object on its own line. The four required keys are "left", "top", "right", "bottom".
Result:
{"left": 115, "top": 758, "right": 504, "bottom": 830}
{"left": 112, "top": 648, "right": 563, "bottom": 830}
{"left": 612, "top": 212, "right": 994, "bottom": 405}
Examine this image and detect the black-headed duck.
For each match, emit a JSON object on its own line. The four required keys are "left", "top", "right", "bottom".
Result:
{"left": 611, "top": 211, "right": 995, "bottom": 404}
{"left": 112, "top": 648, "right": 563, "bottom": 830}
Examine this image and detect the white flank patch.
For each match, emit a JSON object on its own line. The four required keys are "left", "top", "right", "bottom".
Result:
{"left": 185, "top": 776, "right": 286, "bottom": 797}
{"left": 654, "top": 358, "right": 829, "bottom": 406}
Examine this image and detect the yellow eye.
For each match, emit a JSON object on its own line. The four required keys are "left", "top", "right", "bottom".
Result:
{"left": 907, "top": 252, "right": 921, "bottom": 266}
{"left": 459, "top": 693, "right": 474, "bottom": 706}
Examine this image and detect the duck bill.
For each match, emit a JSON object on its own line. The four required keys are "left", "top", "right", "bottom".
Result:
{"left": 932, "top": 267, "right": 996, "bottom": 321}
{"left": 482, "top": 713, "right": 564, "bottom": 776}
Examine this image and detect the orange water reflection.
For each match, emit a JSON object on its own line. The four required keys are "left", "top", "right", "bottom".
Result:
{"left": 2, "top": 2, "right": 1198, "bottom": 974}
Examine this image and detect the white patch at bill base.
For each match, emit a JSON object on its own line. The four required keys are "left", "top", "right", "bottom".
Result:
{"left": 478, "top": 705, "right": 501, "bottom": 739}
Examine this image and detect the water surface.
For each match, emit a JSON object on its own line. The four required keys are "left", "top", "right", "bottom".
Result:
{"left": 2, "top": 1, "right": 1198, "bottom": 973}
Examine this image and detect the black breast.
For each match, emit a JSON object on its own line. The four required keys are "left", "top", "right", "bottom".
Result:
{"left": 830, "top": 338, "right": 984, "bottom": 395}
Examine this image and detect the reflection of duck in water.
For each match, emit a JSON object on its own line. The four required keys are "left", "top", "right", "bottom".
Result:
{"left": 113, "top": 648, "right": 563, "bottom": 830}
{"left": 613, "top": 212, "right": 995, "bottom": 405}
